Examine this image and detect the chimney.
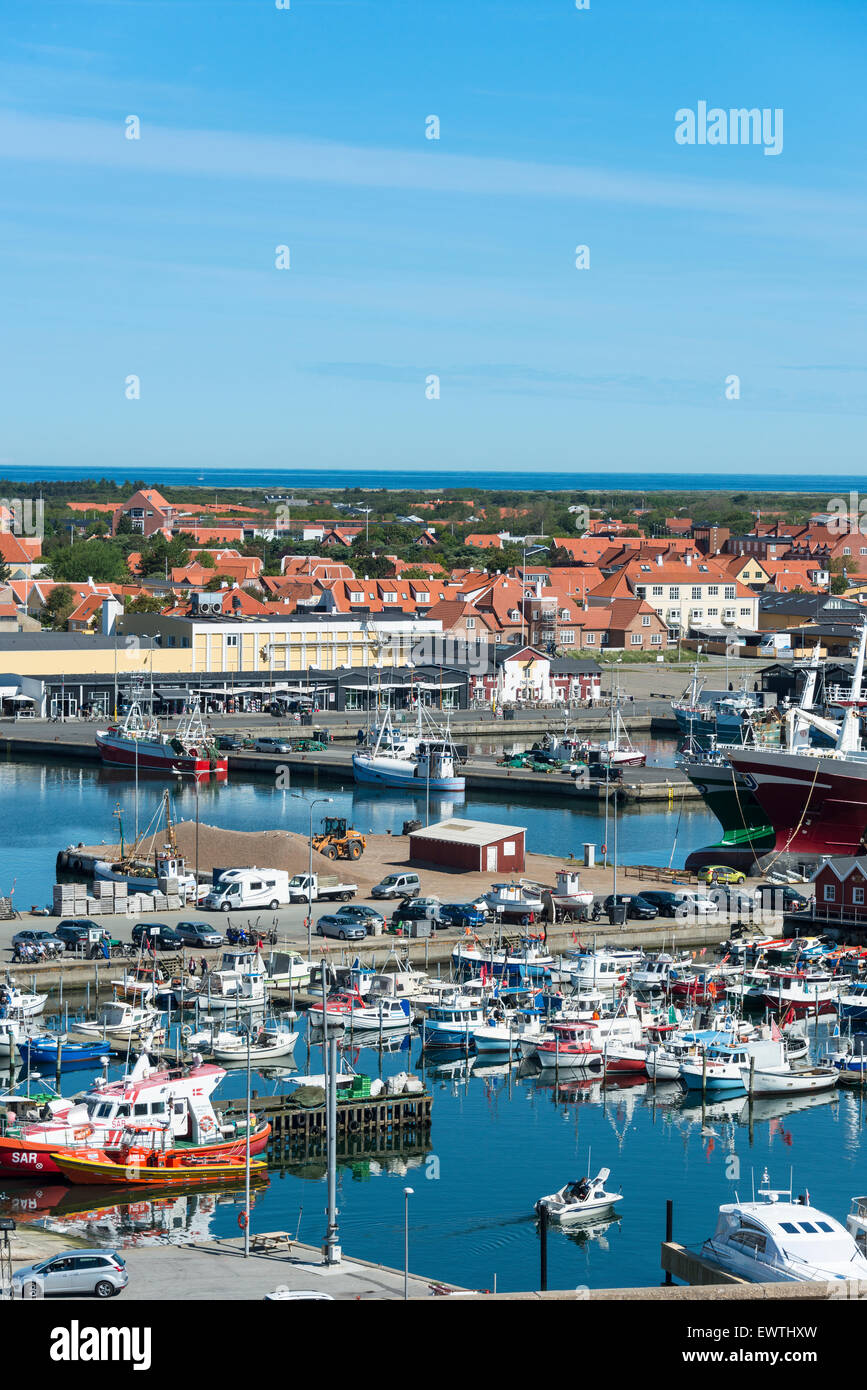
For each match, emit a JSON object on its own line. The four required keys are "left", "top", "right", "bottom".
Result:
{"left": 656, "top": 554, "right": 663, "bottom": 567}
{"left": 685, "top": 553, "right": 692, "bottom": 567}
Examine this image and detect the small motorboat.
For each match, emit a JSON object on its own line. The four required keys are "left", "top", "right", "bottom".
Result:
{"left": 212, "top": 1023, "right": 299, "bottom": 1063}
{"left": 535, "top": 1167, "right": 623, "bottom": 1224}
{"left": 18, "top": 1036, "right": 112, "bottom": 1070}
{"left": 741, "top": 1065, "right": 838, "bottom": 1097}
{"left": 531, "top": 1021, "right": 603, "bottom": 1073}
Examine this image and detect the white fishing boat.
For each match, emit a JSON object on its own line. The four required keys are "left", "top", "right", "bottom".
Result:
{"left": 576, "top": 704, "right": 645, "bottom": 768}
{"left": 549, "top": 868, "right": 595, "bottom": 913}
{"left": 568, "top": 949, "right": 642, "bottom": 993}
{"left": 76, "top": 992, "right": 162, "bottom": 1040}
{"left": 308, "top": 989, "right": 413, "bottom": 1033}
{"left": 535, "top": 1168, "right": 623, "bottom": 1224}
{"left": 483, "top": 881, "right": 545, "bottom": 917}
{"left": 173, "top": 949, "right": 267, "bottom": 1013}
{"left": 353, "top": 704, "right": 464, "bottom": 792}
{"left": 702, "top": 1171, "right": 867, "bottom": 1283}
{"left": 471, "top": 1006, "right": 545, "bottom": 1055}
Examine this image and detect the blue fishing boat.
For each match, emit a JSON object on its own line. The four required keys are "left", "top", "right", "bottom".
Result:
{"left": 421, "top": 998, "right": 487, "bottom": 1049}
{"left": 18, "top": 1036, "right": 112, "bottom": 1069}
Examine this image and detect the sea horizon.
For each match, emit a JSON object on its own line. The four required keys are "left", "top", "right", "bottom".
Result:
{"left": 0, "top": 465, "right": 858, "bottom": 496}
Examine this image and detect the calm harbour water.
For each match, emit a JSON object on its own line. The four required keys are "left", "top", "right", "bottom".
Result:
{"left": 1, "top": 756, "right": 865, "bottom": 1291}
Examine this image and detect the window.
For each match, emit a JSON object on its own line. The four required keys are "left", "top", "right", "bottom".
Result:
{"left": 466, "top": 617, "right": 475, "bottom": 629}
{"left": 651, "top": 633, "right": 662, "bottom": 644}
{"left": 652, "top": 585, "right": 663, "bottom": 597}
{"left": 382, "top": 593, "right": 396, "bottom": 603}
{"left": 561, "top": 630, "right": 574, "bottom": 643}
{"left": 226, "top": 634, "right": 239, "bottom": 647}
{"left": 691, "top": 586, "right": 702, "bottom": 599}
{"left": 584, "top": 632, "right": 596, "bottom": 644}
{"left": 669, "top": 586, "right": 680, "bottom": 598}
{"left": 740, "top": 606, "right": 750, "bottom": 615}
{"left": 630, "top": 633, "right": 643, "bottom": 645}
{"left": 724, "top": 585, "right": 736, "bottom": 599}
{"left": 824, "top": 883, "right": 836, "bottom": 901}
{"left": 854, "top": 886, "right": 865, "bottom": 904}
{"left": 642, "top": 615, "right": 651, "bottom": 626}
{"left": 415, "top": 592, "right": 429, "bottom": 603}
{"left": 708, "top": 607, "right": 718, "bottom": 616}
{"left": 350, "top": 591, "right": 364, "bottom": 602}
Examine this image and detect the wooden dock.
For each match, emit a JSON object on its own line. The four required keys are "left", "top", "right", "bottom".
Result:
{"left": 216, "top": 1087, "right": 433, "bottom": 1159}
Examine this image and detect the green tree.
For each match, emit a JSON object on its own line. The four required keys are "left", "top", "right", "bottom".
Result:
{"left": 196, "top": 550, "right": 217, "bottom": 568}
{"left": 41, "top": 584, "right": 76, "bottom": 628}
{"left": 124, "top": 593, "right": 166, "bottom": 614}
{"left": 46, "top": 540, "right": 129, "bottom": 584}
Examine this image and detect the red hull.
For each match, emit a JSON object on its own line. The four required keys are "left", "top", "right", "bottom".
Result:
{"left": 727, "top": 749, "right": 867, "bottom": 857}
{"left": 759, "top": 994, "right": 837, "bottom": 1018}
{"left": 0, "top": 1124, "right": 270, "bottom": 1177}
{"left": 96, "top": 735, "right": 227, "bottom": 777}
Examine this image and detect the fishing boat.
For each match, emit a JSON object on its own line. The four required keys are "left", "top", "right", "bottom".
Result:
{"left": 308, "top": 989, "right": 412, "bottom": 1033}
{"left": 680, "top": 1035, "right": 788, "bottom": 1093}
{"left": 96, "top": 702, "right": 227, "bottom": 777}
{"left": 535, "top": 1168, "right": 623, "bottom": 1224}
{"left": 76, "top": 990, "right": 162, "bottom": 1040}
{"left": 568, "top": 949, "right": 642, "bottom": 994}
{"left": 18, "top": 1036, "right": 112, "bottom": 1070}
{"left": 353, "top": 704, "right": 464, "bottom": 792}
{"left": 92, "top": 792, "right": 197, "bottom": 897}
{"left": 421, "top": 997, "right": 487, "bottom": 1049}
{"left": 531, "top": 1021, "right": 603, "bottom": 1072}
{"left": 173, "top": 949, "right": 268, "bottom": 1012}
{"left": 602, "top": 1038, "right": 647, "bottom": 1075}
{"left": 549, "top": 869, "right": 595, "bottom": 915}
{"left": 51, "top": 1143, "right": 268, "bottom": 1187}
{"left": 759, "top": 970, "right": 840, "bottom": 1019}
{"left": 452, "top": 932, "right": 554, "bottom": 980}
{"left": 702, "top": 1170, "right": 867, "bottom": 1283}
{"left": 576, "top": 703, "right": 645, "bottom": 768}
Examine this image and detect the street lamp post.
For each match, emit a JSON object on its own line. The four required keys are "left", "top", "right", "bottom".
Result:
{"left": 172, "top": 766, "right": 202, "bottom": 901}
{"left": 404, "top": 1187, "right": 414, "bottom": 1300}
{"left": 292, "top": 794, "right": 334, "bottom": 958}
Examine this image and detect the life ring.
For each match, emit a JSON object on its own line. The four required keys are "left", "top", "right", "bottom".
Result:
{"left": 199, "top": 1115, "right": 215, "bottom": 1133}
{"left": 74, "top": 1127, "right": 89, "bottom": 1141}
{"left": 238, "top": 1211, "right": 248, "bottom": 1230}
{"left": 600, "top": 845, "right": 607, "bottom": 856}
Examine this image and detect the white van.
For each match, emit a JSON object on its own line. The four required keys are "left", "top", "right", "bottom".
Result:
{"left": 204, "top": 868, "right": 291, "bottom": 912}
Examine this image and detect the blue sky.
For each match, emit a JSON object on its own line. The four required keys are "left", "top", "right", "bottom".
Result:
{"left": 0, "top": 0, "right": 865, "bottom": 477}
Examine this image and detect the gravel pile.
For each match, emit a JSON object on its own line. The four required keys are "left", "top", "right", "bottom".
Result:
{"left": 171, "top": 820, "right": 379, "bottom": 891}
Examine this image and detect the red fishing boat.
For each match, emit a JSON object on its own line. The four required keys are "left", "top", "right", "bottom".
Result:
{"left": 96, "top": 703, "right": 227, "bottom": 777}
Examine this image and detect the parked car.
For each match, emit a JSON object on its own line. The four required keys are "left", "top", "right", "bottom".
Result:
{"left": 11, "top": 928, "right": 64, "bottom": 949}
{"left": 13, "top": 1249, "right": 127, "bottom": 1299}
{"left": 315, "top": 914, "right": 367, "bottom": 941}
{"left": 602, "top": 893, "right": 658, "bottom": 921}
{"left": 253, "top": 737, "right": 291, "bottom": 754}
{"left": 631, "top": 890, "right": 681, "bottom": 918}
{"left": 754, "top": 883, "right": 811, "bottom": 912}
{"left": 216, "top": 735, "right": 243, "bottom": 751}
{"left": 702, "top": 865, "right": 746, "bottom": 886}
{"left": 390, "top": 897, "right": 442, "bottom": 928}
{"left": 673, "top": 891, "right": 717, "bottom": 918}
{"left": 439, "top": 903, "right": 488, "bottom": 930}
{"left": 371, "top": 872, "right": 421, "bottom": 900}
{"left": 175, "top": 921, "right": 224, "bottom": 948}
{"left": 55, "top": 919, "right": 105, "bottom": 951}
{"left": 332, "top": 905, "right": 385, "bottom": 932}
{"left": 131, "top": 922, "right": 183, "bottom": 950}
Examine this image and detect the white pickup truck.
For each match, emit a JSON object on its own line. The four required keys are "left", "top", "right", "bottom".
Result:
{"left": 287, "top": 873, "right": 357, "bottom": 903}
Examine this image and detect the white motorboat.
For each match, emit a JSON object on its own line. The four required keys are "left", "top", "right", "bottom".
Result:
{"left": 702, "top": 1171, "right": 867, "bottom": 1283}
{"left": 308, "top": 990, "right": 413, "bottom": 1033}
{"left": 212, "top": 1023, "right": 299, "bottom": 1063}
{"left": 0, "top": 983, "right": 47, "bottom": 1019}
{"left": 472, "top": 1007, "right": 545, "bottom": 1055}
{"left": 483, "top": 882, "right": 545, "bottom": 917}
{"left": 535, "top": 1167, "right": 624, "bottom": 1224}
{"left": 740, "top": 1064, "right": 838, "bottom": 1097}
{"left": 77, "top": 995, "right": 162, "bottom": 1040}
{"left": 568, "top": 949, "right": 642, "bottom": 993}
{"left": 0, "top": 1016, "right": 31, "bottom": 1058}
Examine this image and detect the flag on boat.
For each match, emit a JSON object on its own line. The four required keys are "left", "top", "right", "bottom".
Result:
{"left": 770, "top": 1017, "right": 782, "bottom": 1040}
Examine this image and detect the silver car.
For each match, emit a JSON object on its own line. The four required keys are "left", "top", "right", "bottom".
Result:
{"left": 254, "top": 737, "right": 291, "bottom": 754}
{"left": 13, "top": 1249, "right": 128, "bottom": 1299}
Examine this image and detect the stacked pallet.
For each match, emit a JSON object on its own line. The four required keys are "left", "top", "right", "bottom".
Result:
{"left": 52, "top": 879, "right": 128, "bottom": 917}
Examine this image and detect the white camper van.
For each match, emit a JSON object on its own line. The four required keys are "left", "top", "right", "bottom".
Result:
{"left": 204, "top": 868, "right": 291, "bottom": 912}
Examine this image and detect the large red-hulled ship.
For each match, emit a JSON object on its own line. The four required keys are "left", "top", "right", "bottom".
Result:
{"left": 96, "top": 703, "right": 227, "bottom": 777}
{"left": 726, "top": 624, "right": 867, "bottom": 860}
